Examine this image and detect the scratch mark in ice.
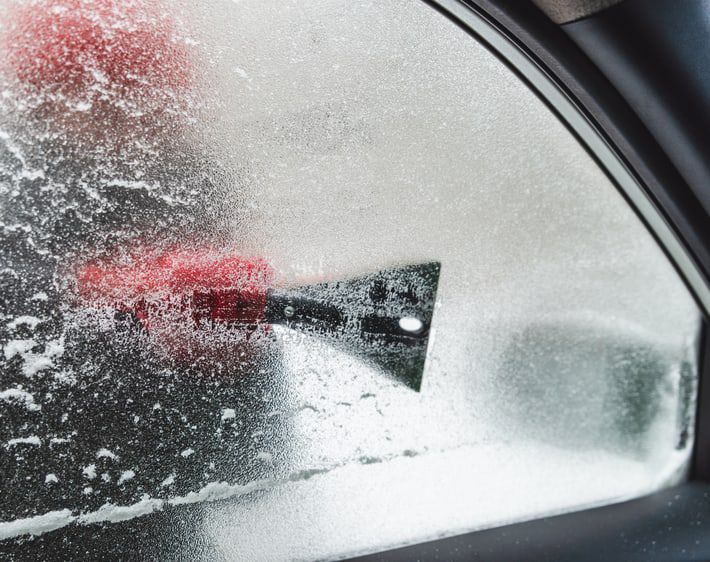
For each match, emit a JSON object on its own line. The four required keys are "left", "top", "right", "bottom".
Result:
{"left": 117, "top": 470, "right": 136, "bottom": 485}
{"left": 0, "top": 388, "right": 41, "bottom": 411}
{"left": 96, "top": 448, "right": 118, "bottom": 461}
{"left": 5, "top": 436, "right": 41, "bottom": 448}
{"left": 7, "top": 316, "right": 43, "bottom": 331}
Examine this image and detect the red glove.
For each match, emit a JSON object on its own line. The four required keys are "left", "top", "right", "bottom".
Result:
{"left": 3, "top": 0, "right": 194, "bottom": 97}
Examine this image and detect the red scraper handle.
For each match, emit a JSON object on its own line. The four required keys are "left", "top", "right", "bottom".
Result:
{"left": 76, "top": 248, "right": 274, "bottom": 329}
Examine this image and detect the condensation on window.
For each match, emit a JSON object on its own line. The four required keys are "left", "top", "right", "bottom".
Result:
{"left": 0, "top": 0, "right": 701, "bottom": 559}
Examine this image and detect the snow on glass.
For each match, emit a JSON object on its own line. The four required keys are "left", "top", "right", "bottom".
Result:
{"left": 0, "top": 0, "right": 702, "bottom": 559}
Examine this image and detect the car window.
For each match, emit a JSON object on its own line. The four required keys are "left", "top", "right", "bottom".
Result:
{"left": 0, "top": 0, "right": 701, "bottom": 559}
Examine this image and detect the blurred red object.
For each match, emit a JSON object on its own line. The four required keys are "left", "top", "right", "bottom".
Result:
{"left": 2, "top": 0, "right": 194, "bottom": 96}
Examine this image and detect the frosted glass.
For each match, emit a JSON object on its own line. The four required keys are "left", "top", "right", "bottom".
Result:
{"left": 0, "top": 0, "right": 700, "bottom": 558}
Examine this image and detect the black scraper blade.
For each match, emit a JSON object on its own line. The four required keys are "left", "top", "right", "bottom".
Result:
{"left": 264, "top": 261, "right": 441, "bottom": 391}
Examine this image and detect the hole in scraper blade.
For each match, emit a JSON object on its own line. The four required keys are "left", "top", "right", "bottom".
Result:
{"left": 399, "top": 316, "right": 423, "bottom": 334}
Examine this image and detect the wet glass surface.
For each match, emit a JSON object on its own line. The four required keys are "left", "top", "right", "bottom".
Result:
{"left": 0, "top": 0, "right": 702, "bottom": 559}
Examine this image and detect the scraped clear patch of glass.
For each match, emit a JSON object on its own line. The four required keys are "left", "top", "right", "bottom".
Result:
{"left": 0, "top": 0, "right": 701, "bottom": 559}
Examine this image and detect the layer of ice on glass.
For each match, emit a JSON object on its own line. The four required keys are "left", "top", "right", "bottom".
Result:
{"left": 0, "top": 0, "right": 701, "bottom": 558}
